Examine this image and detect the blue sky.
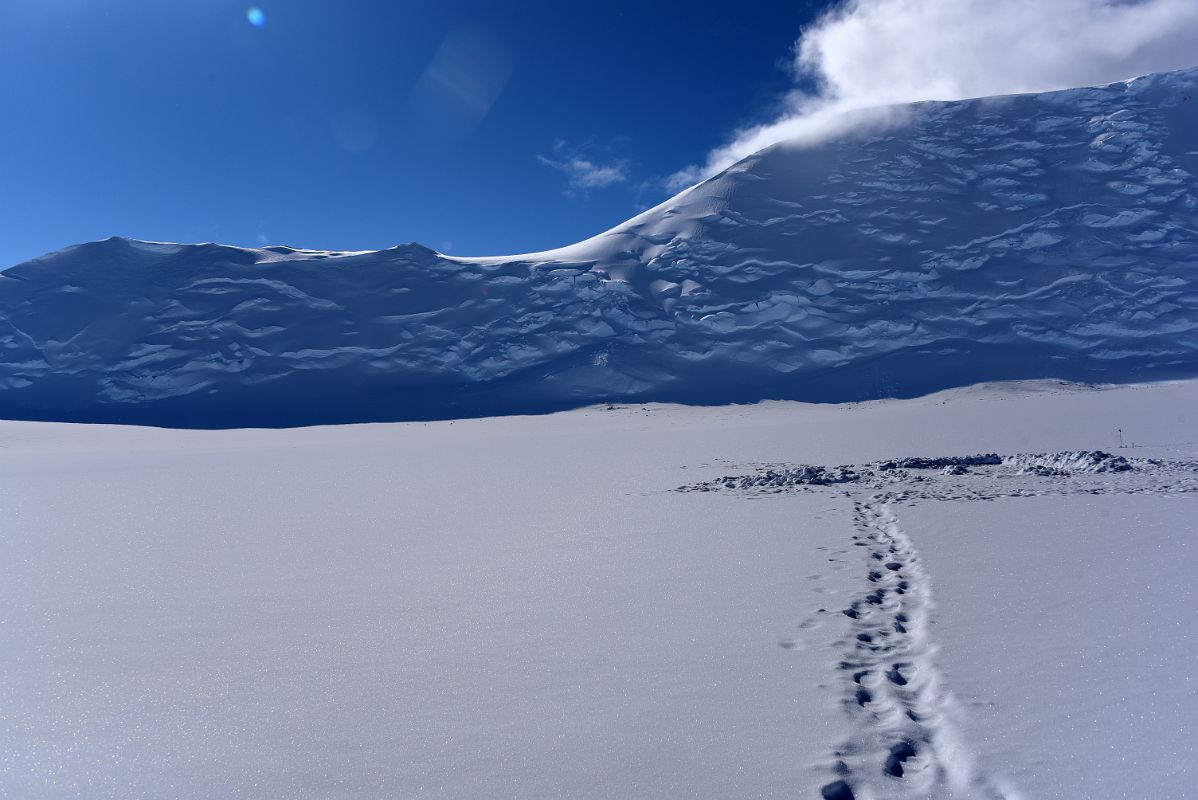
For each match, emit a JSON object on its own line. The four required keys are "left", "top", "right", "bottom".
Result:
{"left": 0, "top": 0, "right": 825, "bottom": 267}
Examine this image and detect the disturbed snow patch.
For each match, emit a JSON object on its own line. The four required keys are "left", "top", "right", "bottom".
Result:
{"left": 677, "top": 451, "right": 1196, "bottom": 499}
{"left": 1004, "top": 450, "right": 1137, "bottom": 475}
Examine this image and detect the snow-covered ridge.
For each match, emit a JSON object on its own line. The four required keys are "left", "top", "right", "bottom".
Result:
{"left": 3, "top": 68, "right": 1197, "bottom": 426}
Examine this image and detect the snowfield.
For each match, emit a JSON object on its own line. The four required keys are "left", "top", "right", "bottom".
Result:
{"left": 3, "top": 379, "right": 1196, "bottom": 799}
{"left": 2, "top": 67, "right": 1198, "bottom": 426}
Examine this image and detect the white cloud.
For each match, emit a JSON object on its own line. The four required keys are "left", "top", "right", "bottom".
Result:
{"left": 538, "top": 141, "right": 629, "bottom": 193}
{"left": 670, "top": 0, "right": 1198, "bottom": 190}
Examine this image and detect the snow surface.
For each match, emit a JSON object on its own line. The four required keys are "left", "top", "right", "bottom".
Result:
{"left": 907, "top": 493, "right": 1196, "bottom": 798}
{"left": 2, "top": 379, "right": 1196, "bottom": 798}
{"left": 2, "top": 68, "right": 1198, "bottom": 426}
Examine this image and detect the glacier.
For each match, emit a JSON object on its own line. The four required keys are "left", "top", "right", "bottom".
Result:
{"left": 1, "top": 67, "right": 1196, "bottom": 427}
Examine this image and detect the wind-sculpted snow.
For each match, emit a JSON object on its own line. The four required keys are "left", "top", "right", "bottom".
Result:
{"left": 3, "top": 68, "right": 1198, "bottom": 425}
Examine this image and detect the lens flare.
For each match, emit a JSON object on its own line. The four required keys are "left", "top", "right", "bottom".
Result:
{"left": 246, "top": 7, "right": 265, "bottom": 28}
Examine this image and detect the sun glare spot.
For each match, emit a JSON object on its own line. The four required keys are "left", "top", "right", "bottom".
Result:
{"left": 246, "top": 7, "right": 266, "bottom": 28}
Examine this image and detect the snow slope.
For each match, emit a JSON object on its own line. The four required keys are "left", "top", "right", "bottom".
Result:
{"left": 2, "top": 69, "right": 1197, "bottom": 426}
{"left": 2, "top": 379, "right": 1195, "bottom": 798}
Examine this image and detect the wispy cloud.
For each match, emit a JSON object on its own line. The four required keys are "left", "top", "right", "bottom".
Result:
{"left": 538, "top": 140, "right": 629, "bottom": 195}
{"left": 670, "top": 0, "right": 1198, "bottom": 190}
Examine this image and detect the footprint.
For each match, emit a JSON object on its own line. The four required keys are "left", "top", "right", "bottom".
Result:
{"left": 821, "top": 780, "right": 856, "bottom": 800}
{"left": 884, "top": 740, "right": 918, "bottom": 778}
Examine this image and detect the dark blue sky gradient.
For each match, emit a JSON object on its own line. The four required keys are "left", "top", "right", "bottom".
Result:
{"left": 1, "top": 0, "right": 826, "bottom": 267}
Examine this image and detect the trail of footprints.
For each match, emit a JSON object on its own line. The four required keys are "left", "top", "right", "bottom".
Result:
{"left": 676, "top": 453, "right": 1196, "bottom": 797}
{"left": 820, "top": 497, "right": 1010, "bottom": 800}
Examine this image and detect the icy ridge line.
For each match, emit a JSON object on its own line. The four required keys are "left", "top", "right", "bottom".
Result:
{"left": 2, "top": 67, "right": 1198, "bottom": 426}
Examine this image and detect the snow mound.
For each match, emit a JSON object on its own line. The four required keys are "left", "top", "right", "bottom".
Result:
{"left": 1004, "top": 450, "right": 1143, "bottom": 474}
{"left": 3, "top": 68, "right": 1198, "bottom": 426}
{"left": 877, "top": 455, "right": 1003, "bottom": 470}
{"left": 716, "top": 465, "right": 865, "bottom": 490}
